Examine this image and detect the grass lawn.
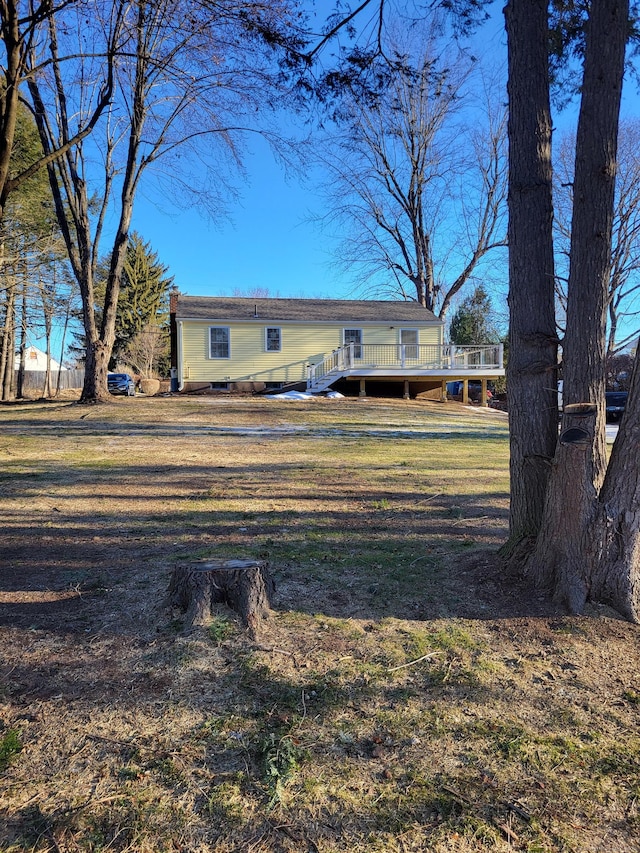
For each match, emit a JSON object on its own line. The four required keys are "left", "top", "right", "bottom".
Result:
{"left": 0, "top": 395, "right": 638, "bottom": 852}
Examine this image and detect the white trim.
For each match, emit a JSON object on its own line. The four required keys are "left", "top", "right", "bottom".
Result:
{"left": 265, "top": 326, "right": 282, "bottom": 352}
{"left": 400, "top": 328, "right": 419, "bottom": 360}
{"left": 343, "top": 328, "right": 363, "bottom": 359}
{"left": 208, "top": 326, "right": 231, "bottom": 359}
{"left": 177, "top": 320, "right": 184, "bottom": 390}
{"left": 178, "top": 316, "right": 441, "bottom": 327}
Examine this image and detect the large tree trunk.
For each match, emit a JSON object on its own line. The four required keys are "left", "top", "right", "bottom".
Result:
{"left": 533, "top": 365, "right": 640, "bottom": 623}
{"left": 502, "top": 0, "right": 558, "bottom": 555}
{"left": 527, "top": 0, "right": 629, "bottom": 614}
{"left": 81, "top": 339, "right": 113, "bottom": 403}
{"left": 595, "top": 346, "right": 640, "bottom": 621}
{"left": 528, "top": 404, "right": 603, "bottom": 612}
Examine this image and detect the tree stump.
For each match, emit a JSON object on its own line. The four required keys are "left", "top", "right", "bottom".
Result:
{"left": 167, "top": 559, "right": 274, "bottom": 635}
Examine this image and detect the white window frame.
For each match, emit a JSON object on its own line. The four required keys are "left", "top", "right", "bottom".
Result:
{"left": 209, "top": 326, "right": 230, "bottom": 359}
{"left": 400, "top": 328, "right": 419, "bottom": 359}
{"left": 265, "top": 327, "right": 282, "bottom": 352}
{"left": 343, "top": 328, "right": 363, "bottom": 359}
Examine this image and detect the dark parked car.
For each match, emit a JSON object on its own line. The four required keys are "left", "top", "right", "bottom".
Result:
{"left": 107, "top": 372, "right": 135, "bottom": 396}
{"left": 605, "top": 390, "right": 628, "bottom": 422}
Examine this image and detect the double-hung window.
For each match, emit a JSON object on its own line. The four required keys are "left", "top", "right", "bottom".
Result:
{"left": 265, "top": 327, "right": 281, "bottom": 352}
{"left": 400, "top": 329, "right": 419, "bottom": 359}
{"left": 209, "top": 326, "right": 230, "bottom": 359}
{"left": 343, "top": 329, "right": 363, "bottom": 359}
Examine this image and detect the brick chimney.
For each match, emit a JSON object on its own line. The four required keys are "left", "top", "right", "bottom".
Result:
{"left": 169, "top": 284, "right": 179, "bottom": 315}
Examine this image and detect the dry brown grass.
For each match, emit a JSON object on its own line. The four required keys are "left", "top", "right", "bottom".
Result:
{"left": 1, "top": 395, "right": 639, "bottom": 852}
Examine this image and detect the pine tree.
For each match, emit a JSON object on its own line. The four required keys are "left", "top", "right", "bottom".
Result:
{"left": 108, "top": 232, "right": 174, "bottom": 367}
{"left": 0, "top": 101, "right": 66, "bottom": 400}
{"left": 69, "top": 232, "right": 174, "bottom": 370}
{"left": 448, "top": 286, "right": 498, "bottom": 345}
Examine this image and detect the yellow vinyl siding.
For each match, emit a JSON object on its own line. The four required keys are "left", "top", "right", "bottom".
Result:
{"left": 180, "top": 320, "right": 443, "bottom": 383}
{"left": 349, "top": 325, "right": 442, "bottom": 346}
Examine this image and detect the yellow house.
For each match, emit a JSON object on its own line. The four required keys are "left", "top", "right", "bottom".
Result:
{"left": 170, "top": 294, "right": 504, "bottom": 401}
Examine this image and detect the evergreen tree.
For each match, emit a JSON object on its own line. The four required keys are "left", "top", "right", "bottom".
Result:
{"left": 107, "top": 232, "right": 174, "bottom": 368}
{"left": 448, "top": 285, "right": 498, "bottom": 344}
{"left": 70, "top": 233, "right": 174, "bottom": 370}
{"left": 0, "top": 101, "right": 67, "bottom": 400}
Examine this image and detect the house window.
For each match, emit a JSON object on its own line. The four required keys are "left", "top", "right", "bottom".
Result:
{"left": 343, "top": 329, "right": 362, "bottom": 359}
{"left": 265, "top": 327, "right": 281, "bottom": 352}
{"left": 209, "top": 326, "right": 230, "bottom": 359}
{"left": 400, "top": 329, "right": 419, "bottom": 359}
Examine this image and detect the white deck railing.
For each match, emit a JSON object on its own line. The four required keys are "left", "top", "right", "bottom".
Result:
{"left": 307, "top": 343, "right": 504, "bottom": 390}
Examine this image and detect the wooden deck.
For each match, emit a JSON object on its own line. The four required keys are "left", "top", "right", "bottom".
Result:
{"left": 307, "top": 343, "right": 505, "bottom": 401}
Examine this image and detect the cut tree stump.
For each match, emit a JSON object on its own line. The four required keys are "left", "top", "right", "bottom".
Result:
{"left": 167, "top": 559, "right": 274, "bottom": 635}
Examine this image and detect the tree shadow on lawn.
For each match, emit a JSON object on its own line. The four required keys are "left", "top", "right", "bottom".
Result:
{"left": 0, "top": 494, "right": 549, "bottom": 636}
{"left": 0, "top": 464, "right": 559, "bottom": 644}
{"left": 0, "top": 431, "right": 564, "bottom": 653}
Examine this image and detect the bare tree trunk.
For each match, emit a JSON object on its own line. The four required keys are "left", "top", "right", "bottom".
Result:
{"left": 607, "top": 298, "right": 619, "bottom": 355}
{"left": 81, "top": 6, "right": 147, "bottom": 401}
{"left": 0, "top": 1, "right": 23, "bottom": 222}
{"left": 1, "top": 271, "right": 16, "bottom": 400}
{"left": 26, "top": 7, "right": 119, "bottom": 404}
{"left": 81, "top": 339, "right": 111, "bottom": 402}
{"left": 56, "top": 296, "right": 72, "bottom": 397}
{"left": 29, "top": 2, "right": 144, "bottom": 404}
{"left": 0, "top": 249, "right": 12, "bottom": 399}
{"left": 43, "top": 315, "right": 53, "bottom": 399}
{"left": 502, "top": 0, "right": 558, "bottom": 555}
{"left": 527, "top": 0, "right": 629, "bottom": 614}
{"left": 0, "top": 303, "right": 7, "bottom": 396}
{"left": 16, "top": 273, "right": 27, "bottom": 399}
{"left": 40, "top": 269, "right": 54, "bottom": 398}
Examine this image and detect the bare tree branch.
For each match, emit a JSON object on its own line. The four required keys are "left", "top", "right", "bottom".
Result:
{"left": 313, "top": 23, "right": 506, "bottom": 317}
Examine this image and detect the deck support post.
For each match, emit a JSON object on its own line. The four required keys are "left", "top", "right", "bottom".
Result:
{"left": 403, "top": 380, "right": 410, "bottom": 400}
{"left": 359, "top": 379, "right": 367, "bottom": 397}
{"left": 462, "top": 380, "right": 469, "bottom": 405}
{"left": 440, "top": 380, "right": 447, "bottom": 402}
{"left": 481, "top": 378, "right": 488, "bottom": 408}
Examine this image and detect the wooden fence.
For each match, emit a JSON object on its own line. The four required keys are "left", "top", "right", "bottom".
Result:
{"left": 15, "top": 369, "right": 85, "bottom": 393}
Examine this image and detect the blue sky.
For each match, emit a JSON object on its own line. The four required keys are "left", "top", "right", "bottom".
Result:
{"left": 39, "top": 2, "right": 640, "bottom": 354}
{"left": 127, "top": 3, "right": 511, "bottom": 306}
{"left": 129, "top": 147, "right": 348, "bottom": 301}
{"left": 128, "top": 1, "right": 638, "bottom": 350}
{"left": 128, "top": 0, "right": 357, "bottom": 302}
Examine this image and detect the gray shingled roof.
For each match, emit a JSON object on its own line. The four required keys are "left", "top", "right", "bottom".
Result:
{"left": 176, "top": 295, "right": 440, "bottom": 324}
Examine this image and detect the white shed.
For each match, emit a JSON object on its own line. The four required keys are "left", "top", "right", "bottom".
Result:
{"left": 14, "top": 346, "right": 63, "bottom": 372}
